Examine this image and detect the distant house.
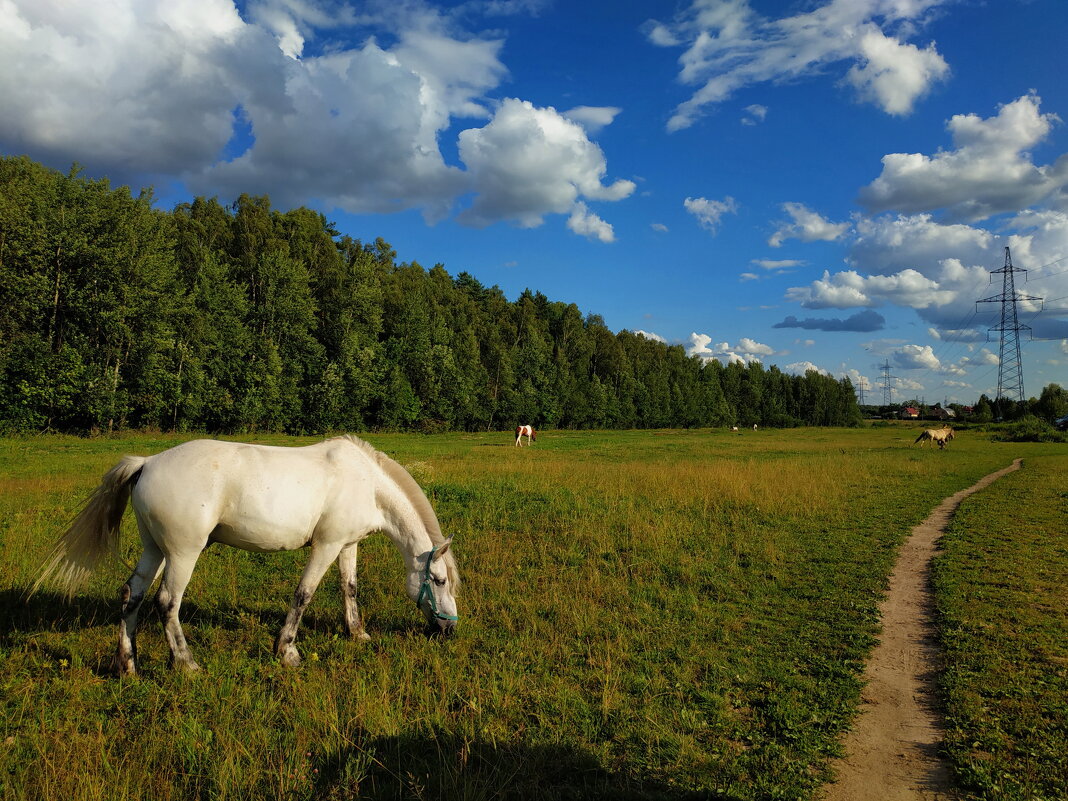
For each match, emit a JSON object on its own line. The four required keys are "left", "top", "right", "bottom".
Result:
{"left": 900, "top": 406, "right": 920, "bottom": 419}
{"left": 929, "top": 407, "right": 956, "bottom": 420}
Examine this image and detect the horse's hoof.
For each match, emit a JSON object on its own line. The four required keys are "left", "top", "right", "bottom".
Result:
{"left": 112, "top": 659, "right": 137, "bottom": 678}
{"left": 280, "top": 647, "right": 301, "bottom": 667}
{"left": 352, "top": 630, "right": 371, "bottom": 642}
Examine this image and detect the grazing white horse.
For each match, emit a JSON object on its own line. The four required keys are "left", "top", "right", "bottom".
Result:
{"left": 914, "top": 427, "right": 955, "bottom": 449}
{"left": 35, "top": 436, "right": 459, "bottom": 675}
{"left": 514, "top": 425, "right": 536, "bottom": 447}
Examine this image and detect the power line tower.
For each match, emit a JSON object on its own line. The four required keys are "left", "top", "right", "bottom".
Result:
{"left": 856, "top": 383, "right": 866, "bottom": 406}
{"left": 880, "top": 360, "right": 895, "bottom": 406}
{"left": 976, "top": 247, "right": 1042, "bottom": 403}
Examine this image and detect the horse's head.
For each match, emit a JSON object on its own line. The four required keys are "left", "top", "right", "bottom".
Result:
{"left": 409, "top": 539, "right": 458, "bottom": 636}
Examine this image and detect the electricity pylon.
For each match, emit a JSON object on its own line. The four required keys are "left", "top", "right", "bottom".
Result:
{"left": 977, "top": 247, "right": 1042, "bottom": 403}
{"left": 880, "top": 360, "right": 895, "bottom": 406}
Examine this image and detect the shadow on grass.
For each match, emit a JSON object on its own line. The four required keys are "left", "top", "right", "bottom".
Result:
{"left": 0, "top": 587, "right": 116, "bottom": 636}
{"left": 0, "top": 587, "right": 429, "bottom": 634}
{"left": 0, "top": 587, "right": 429, "bottom": 673}
{"left": 305, "top": 729, "right": 742, "bottom": 801}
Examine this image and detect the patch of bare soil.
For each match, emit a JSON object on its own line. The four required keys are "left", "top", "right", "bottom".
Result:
{"left": 821, "top": 459, "right": 1023, "bottom": 801}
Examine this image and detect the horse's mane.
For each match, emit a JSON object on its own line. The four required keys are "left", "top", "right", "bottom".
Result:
{"left": 338, "top": 435, "right": 459, "bottom": 588}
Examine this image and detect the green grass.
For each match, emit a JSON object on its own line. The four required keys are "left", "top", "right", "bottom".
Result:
{"left": 0, "top": 427, "right": 1061, "bottom": 800}
{"left": 932, "top": 451, "right": 1068, "bottom": 801}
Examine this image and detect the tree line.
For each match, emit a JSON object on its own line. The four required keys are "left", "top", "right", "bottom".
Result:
{"left": 0, "top": 156, "right": 863, "bottom": 434}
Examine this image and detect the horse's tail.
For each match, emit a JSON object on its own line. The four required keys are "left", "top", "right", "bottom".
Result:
{"left": 914, "top": 431, "right": 929, "bottom": 444}
{"left": 32, "top": 455, "right": 147, "bottom": 598}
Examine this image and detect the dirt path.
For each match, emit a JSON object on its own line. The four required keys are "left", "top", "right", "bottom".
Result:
{"left": 821, "top": 459, "right": 1023, "bottom": 801}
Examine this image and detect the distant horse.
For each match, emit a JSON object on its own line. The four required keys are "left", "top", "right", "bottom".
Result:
{"left": 515, "top": 425, "right": 536, "bottom": 447}
{"left": 914, "top": 427, "right": 955, "bottom": 449}
{"left": 730, "top": 426, "right": 739, "bottom": 432}
{"left": 753, "top": 424, "right": 758, "bottom": 431}
{"left": 34, "top": 436, "right": 460, "bottom": 675}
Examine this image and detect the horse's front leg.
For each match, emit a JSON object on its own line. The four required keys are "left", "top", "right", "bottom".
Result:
{"left": 338, "top": 543, "right": 371, "bottom": 641}
{"left": 276, "top": 543, "right": 343, "bottom": 667}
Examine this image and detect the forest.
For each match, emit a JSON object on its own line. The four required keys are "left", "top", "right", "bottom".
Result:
{"left": 0, "top": 156, "right": 863, "bottom": 434}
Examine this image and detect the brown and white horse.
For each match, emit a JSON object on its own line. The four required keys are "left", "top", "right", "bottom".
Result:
{"left": 914, "top": 426, "right": 955, "bottom": 449}
{"left": 514, "top": 425, "right": 536, "bottom": 447}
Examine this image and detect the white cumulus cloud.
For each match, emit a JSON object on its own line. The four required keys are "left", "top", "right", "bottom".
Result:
{"left": 784, "top": 361, "right": 830, "bottom": 376}
{"left": 567, "top": 202, "right": 616, "bottom": 243}
{"left": 0, "top": 0, "right": 633, "bottom": 237}
{"left": 752, "top": 258, "right": 804, "bottom": 270}
{"left": 848, "top": 214, "right": 995, "bottom": 275}
{"left": 742, "top": 104, "right": 767, "bottom": 125}
{"left": 458, "top": 98, "right": 636, "bottom": 228}
{"left": 791, "top": 209, "right": 1068, "bottom": 333}
{"left": 633, "top": 330, "right": 666, "bottom": 343}
{"left": 960, "top": 349, "right": 1000, "bottom": 367}
{"left": 685, "top": 196, "right": 739, "bottom": 233}
{"left": 562, "top": 105, "right": 622, "bottom": 134}
{"left": 647, "top": 0, "right": 951, "bottom": 131}
{"left": 844, "top": 27, "right": 949, "bottom": 116}
{"left": 859, "top": 93, "right": 1068, "bottom": 222}
{"left": 786, "top": 268, "right": 955, "bottom": 310}
{"left": 687, "top": 332, "right": 776, "bottom": 364}
{"left": 769, "top": 203, "right": 849, "bottom": 247}
{"left": 894, "top": 344, "right": 941, "bottom": 370}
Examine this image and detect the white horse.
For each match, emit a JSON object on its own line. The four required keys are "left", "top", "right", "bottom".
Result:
{"left": 34, "top": 436, "right": 459, "bottom": 675}
{"left": 514, "top": 425, "right": 536, "bottom": 447}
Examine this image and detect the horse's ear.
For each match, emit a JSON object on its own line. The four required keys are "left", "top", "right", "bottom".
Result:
{"left": 433, "top": 538, "right": 453, "bottom": 560}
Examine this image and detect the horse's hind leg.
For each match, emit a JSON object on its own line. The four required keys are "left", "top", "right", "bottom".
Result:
{"left": 113, "top": 541, "right": 164, "bottom": 676}
{"left": 276, "top": 543, "right": 344, "bottom": 667}
{"left": 156, "top": 552, "right": 202, "bottom": 672}
{"left": 338, "top": 544, "right": 371, "bottom": 641}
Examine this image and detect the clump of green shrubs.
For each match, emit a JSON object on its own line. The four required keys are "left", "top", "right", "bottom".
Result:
{"left": 990, "top": 415, "right": 1068, "bottom": 443}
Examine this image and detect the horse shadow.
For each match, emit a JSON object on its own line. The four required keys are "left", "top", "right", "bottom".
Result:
{"left": 0, "top": 585, "right": 423, "bottom": 632}
{"left": 0, "top": 588, "right": 115, "bottom": 636}
{"left": 0, "top": 587, "right": 430, "bottom": 676}
{"left": 305, "top": 729, "right": 742, "bottom": 801}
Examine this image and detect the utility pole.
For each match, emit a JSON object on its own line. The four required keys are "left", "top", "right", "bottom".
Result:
{"left": 977, "top": 247, "right": 1042, "bottom": 403}
{"left": 880, "top": 360, "right": 895, "bottom": 406}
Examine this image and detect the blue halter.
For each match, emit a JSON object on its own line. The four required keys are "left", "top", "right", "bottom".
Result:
{"left": 416, "top": 545, "right": 458, "bottom": 622}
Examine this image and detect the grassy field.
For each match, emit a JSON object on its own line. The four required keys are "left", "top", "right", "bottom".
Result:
{"left": 0, "top": 427, "right": 1062, "bottom": 800}
{"left": 932, "top": 450, "right": 1068, "bottom": 801}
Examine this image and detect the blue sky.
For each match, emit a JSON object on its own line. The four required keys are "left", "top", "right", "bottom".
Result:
{"left": 3, "top": 0, "right": 1068, "bottom": 405}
